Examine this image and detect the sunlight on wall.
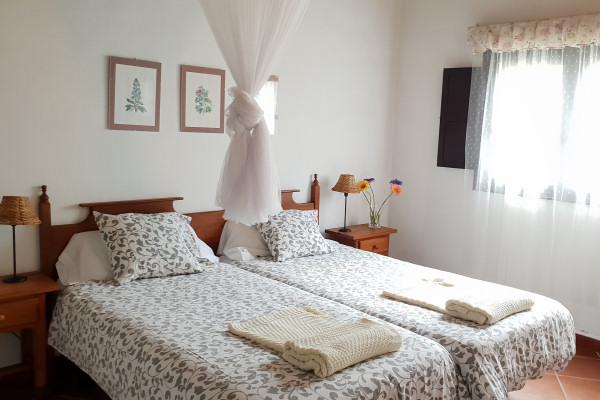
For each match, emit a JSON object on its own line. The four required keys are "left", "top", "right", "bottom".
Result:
{"left": 256, "top": 76, "right": 279, "bottom": 135}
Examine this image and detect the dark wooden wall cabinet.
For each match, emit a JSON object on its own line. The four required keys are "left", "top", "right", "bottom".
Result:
{"left": 437, "top": 67, "right": 472, "bottom": 169}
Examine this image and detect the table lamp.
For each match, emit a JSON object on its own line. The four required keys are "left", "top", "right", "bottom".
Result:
{"left": 0, "top": 196, "right": 41, "bottom": 283}
{"left": 331, "top": 174, "right": 360, "bottom": 232}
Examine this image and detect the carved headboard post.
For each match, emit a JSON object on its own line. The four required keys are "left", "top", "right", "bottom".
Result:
{"left": 280, "top": 173, "right": 320, "bottom": 216}
{"left": 39, "top": 185, "right": 53, "bottom": 278}
{"left": 311, "top": 174, "right": 320, "bottom": 221}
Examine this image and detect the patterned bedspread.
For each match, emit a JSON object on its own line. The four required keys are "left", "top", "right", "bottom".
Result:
{"left": 49, "top": 263, "right": 468, "bottom": 400}
{"left": 228, "top": 244, "right": 575, "bottom": 400}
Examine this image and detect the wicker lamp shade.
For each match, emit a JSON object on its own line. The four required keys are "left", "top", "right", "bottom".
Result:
{"left": 331, "top": 174, "right": 359, "bottom": 233}
{"left": 0, "top": 196, "right": 41, "bottom": 226}
{"left": 1, "top": 196, "right": 40, "bottom": 283}
{"left": 331, "top": 174, "right": 360, "bottom": 194}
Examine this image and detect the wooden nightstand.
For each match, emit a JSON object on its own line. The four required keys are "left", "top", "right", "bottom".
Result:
{"left": 325, "top": 224, "right": 397, "bottom": 256}
{"left": 0, "top": 272, "right": 60, "bottom": 388}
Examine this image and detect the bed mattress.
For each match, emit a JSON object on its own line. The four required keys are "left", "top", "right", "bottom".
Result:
{"left": 49, "top": 263, "right": 468, "bottom": 400}
{"left": 228, "top": 244, "right": 575, "bottom": 400}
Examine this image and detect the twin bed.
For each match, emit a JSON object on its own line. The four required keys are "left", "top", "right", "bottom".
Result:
{"left": 38, "top": 176, "right": 575, "bottom": 400}
{"left": 228, "top": 244, "right": 574, "bottom": 399}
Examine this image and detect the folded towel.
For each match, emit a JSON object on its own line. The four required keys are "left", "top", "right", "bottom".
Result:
{"left": 229, "top": 307, "right": 402, "bottom": 377}
{"left": 445, "top": 295, "right": 534, "bottom": 325}
{"left": 382, "top": 279, "right": 454, "bottom": 316}
{"left": 383, "top": 277, "right": 534, "bottom": 325}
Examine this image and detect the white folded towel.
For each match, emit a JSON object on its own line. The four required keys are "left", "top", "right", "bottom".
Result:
{"left": 383, "top": 277, "right": 534, "bottom": 325}
{"left": 445, "top": 295, "right": 534, "bottom": 325}
{"left": 229, "top": 307, "right": 402, "bottom": 377}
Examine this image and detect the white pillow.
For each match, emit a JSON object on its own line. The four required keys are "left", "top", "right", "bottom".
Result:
{"left": 94, "top": 211, "right": 215, "bottom": 284}
{"left": 217, "top": 220, "right": 271, "bottom": 257}
{"left": 56, "top": 231, "right": 114, "bottom": 286}
{"left": 185, "top": 224, "right": 220, "bottom": 263}
{"left": 256, "top": 209, "right": 333, "bottom": 262}
{"left": 223, "top": 246, "right": 256, "bottom": 261}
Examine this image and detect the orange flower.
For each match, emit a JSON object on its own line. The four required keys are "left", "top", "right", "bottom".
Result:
{"left": 390, "top": 184, "right": 402, "bottom": 196}
{"left": 357, "top": 180, "right": 370, "bottom": 192}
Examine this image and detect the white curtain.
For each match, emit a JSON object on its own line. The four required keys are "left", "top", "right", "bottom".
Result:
{"left": 467, "top": 43, "right": 600, "bottom": 205}
{"left": 200, "top": 0, "right": 311, "bottom": 225}
{"left": 464, "top": 14, "right": 600, "bottom": 339}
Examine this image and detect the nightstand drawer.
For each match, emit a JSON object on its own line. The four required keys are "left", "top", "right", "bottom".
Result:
{"left": 358, "top": 237, "right": 389, "bottom": 254}
{"left": 325, "top": 224, "right": 396, "bottom": 255}
{"left": 0, "top": 297, "right": 39, "bottom": 330}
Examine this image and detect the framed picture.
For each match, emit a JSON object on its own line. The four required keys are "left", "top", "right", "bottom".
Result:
{"left": 180, "top": 65, "right": 225, "bottom": 133}
{"left": 108, "top": 56, "right": 161, "bottom": 131}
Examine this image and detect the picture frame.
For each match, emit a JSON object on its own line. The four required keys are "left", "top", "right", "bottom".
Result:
{"left": 180, "top": 65, "right": 225, "bottom": 133}
{"left": 108, "top": 56, "right": 161, "bottom": 132}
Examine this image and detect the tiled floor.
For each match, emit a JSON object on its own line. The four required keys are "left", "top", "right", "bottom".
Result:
{"left": 508, "top": 346, "right": 600, "bottom": 400}
{"left": 0, "top": 356, "right": 110, "bottom": 400}
{"left": 1, "top": 347, "right": 599, "bottom": 399}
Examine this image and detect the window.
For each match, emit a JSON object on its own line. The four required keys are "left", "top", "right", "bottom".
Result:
{"left": 256, "top": 75, "right": 279, "bottom": 135}
{"left": 467, "top": 45, "right": 600, "bottom": 205}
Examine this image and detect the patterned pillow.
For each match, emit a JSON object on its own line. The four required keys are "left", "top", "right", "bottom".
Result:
{"left": 256, "top": 209, "right": 332, "bottom": 262}
{"left": 94, "top": 211, "right": 213, "bottom": 284}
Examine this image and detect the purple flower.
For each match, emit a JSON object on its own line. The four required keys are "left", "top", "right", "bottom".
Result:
{"left": 389, "top": 179, "right": 403, "bottom": 185}
{"left": 364, "top": 178, "right": 375, "bottom": 183}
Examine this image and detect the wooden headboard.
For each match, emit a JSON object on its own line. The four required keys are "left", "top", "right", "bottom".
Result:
{"left": 39, "top": 174, "right": 320, "bottom": 280}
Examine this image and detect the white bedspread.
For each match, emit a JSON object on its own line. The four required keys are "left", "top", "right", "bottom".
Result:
{"left": 49, "top": 263, "right": 467, "bottom": 400}
{"left": 228, "top": 244, "right": 575, "bottom": 400}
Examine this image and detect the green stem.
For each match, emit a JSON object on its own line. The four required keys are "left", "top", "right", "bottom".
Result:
{"left": 378, "top": 193, "right": 393, "bottom": 214}
{"left": 362, "top": 191, "right": 372, "bottom": 209}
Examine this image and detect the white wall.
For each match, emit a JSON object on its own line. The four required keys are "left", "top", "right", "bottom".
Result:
{"left": 391, "top": 0, "right": 600, "bottom": 340}
{"left": 6, "top": 0, "right": 594, "bottom": 373}
{"left": 0, "top": 0, "right": 398, "bottom": 368}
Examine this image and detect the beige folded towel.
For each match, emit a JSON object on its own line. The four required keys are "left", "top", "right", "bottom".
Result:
{"left": 229, "top": 307, "right": 402, "bottom": 377}
{"left": 382, "top": 279, "right": 455, "bottom": 316}
{"left": 445, "top": 295, "right": 534, "bottom": 325}
{"left": 383, "top": 277, "right": 534, "bottom": 325}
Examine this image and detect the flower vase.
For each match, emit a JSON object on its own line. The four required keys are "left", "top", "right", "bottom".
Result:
{"left": 368, "top": 207, "right": 381, "bottom": 229}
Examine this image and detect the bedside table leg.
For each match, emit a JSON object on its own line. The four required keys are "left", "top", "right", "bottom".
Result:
{"left": 33, "top": 296, "right": 48, "bottom": 388}
{"left": 33, "top": 326, "right": 47, "bottom": 387}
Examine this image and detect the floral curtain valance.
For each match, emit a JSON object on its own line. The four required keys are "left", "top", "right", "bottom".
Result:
{"left": 468, "top": 12, "right": 600, "bottom": 54}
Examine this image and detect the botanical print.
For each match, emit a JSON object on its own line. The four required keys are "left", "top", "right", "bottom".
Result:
{"left": 194, "top": 86, "right": 212, "bottom": 114}
{"left": 125, "top": 78, "right": 146, "bottom": 113}
{"left": 108, "top": 56, "right": 161, "bottom": 131}
{"left": 180, "top": 65, "right": 224, "bottom": 132}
